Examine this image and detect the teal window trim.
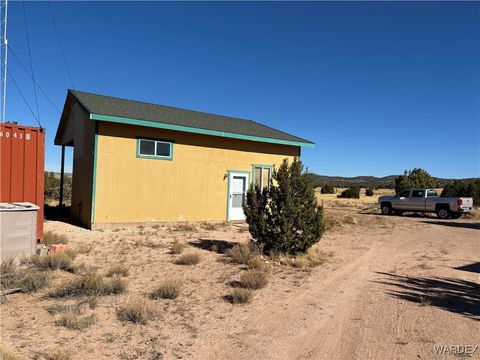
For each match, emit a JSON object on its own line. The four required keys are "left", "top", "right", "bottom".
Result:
{"left": 90, "top": 113, "right": 315, "bottom": 148}
{"left": 226, "top": 170, "right": 251, "bottom": 222}
{"left": 136, "top": 137, "right": 174, "bottom": 161}
{"left": 251, "top": 164, "right": 273, "bottom": 189}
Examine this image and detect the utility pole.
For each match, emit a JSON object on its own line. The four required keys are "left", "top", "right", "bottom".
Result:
{"left": 0, "top": 0, "right": 7, "bottom": 123}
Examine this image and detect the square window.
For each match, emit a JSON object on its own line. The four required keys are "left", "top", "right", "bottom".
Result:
{"left": 139, "top": 139, "right": 155, "bottom": 156}
{"left": 156, "top": 142, "right": 171, "bottom": 157}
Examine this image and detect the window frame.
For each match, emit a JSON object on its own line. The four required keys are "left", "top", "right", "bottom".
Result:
{"left": 251, "top": 164, "right": 273, "bottom": 189}
{"left": 411, "top": 190, "right": 424, "bottom": 198}
{"left": 398, "top": 190, "right": 410, "bottom": 198}
{"left": 136, "top": 137, "right": 174, "bottom": 160}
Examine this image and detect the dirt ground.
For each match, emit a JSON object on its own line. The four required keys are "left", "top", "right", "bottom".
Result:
{"left": 1, "top": 194, "right": 479, "bottom": 360}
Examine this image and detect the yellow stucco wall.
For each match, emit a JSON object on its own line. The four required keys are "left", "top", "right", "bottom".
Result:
{"left": 93, "top": 122, "right": 299, "bottom": 224}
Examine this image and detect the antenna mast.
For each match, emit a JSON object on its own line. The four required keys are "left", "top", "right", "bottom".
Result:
{"left": 0, "top": 0, "right": 7, "bottom": 123}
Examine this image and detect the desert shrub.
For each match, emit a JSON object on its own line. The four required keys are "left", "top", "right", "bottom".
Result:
{"left": 442, "top": 179, "right": 480, "bottom": 206}
{"left": 0, "top": 257, "right": 16, "bottom": 275}
{"left": 394, "top": 168, "right": 436, "bottom": 193}
{"left": 365, "top": 188, "right": 374, "bottom": 196}
{"left": 75, "top": 243, "right": 94, "bottom": 255}
{"left": 44, "top": 171, "right": 72, "bottom": 202}
{"left": 43, "top": 231, "right": 69, "bottom": 246}
{"left": 175, "top": 252, "right": 201, "bottom": 265}
{"left": 151, "top": 280, "right": 181, "bottom": 300}
{"left": 51, "top": 273, "right": 126, "bottom": 297}
{"left": 227, "top": 242, "right": 262, "bottom": 265}
{"left": 246, "top": 257, "right": 268, "bottom": 270}
{"left": 240, "top": 270, "right": 269, "bottom": 290}
{"left": 320, "top": 183, "right": 335, "bottom": 194}
{"left": 169, "top": 240, "right": 185, "bottom": 254}
{"left": 337, "top": 187, "right": 360, "bottom": 199}
{"left": 117, "top": 299, "right": 158, "bottom": 324}
{"left": 31, "top": 253, "right": 73, "bottom": 271}
{"left": 244, "top": 158, "right": 325, "bottom": 255}
{"left": 55, "top": 313, "right": 97, "bottom": 330}
{"left": 201, "top": 222, "right": 218, "bottom": 230}
{"left": 293, "top": 248, "right": 331, "bottom": 268}
{"left": 106, "top": 264, "right": 129, "bottom": 277}
{"left": 20, "top": 271, "right": 51, "bottom": 292}
{"left": 226, "top": 288, "right": 254, "bottom": 304}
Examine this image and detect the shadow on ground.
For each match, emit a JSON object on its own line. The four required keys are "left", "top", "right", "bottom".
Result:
{"left": 375, "top": 272, "right": 480, "bottom": 321}
{"left": 454, "top": 262, "right": 480, "bottom": 274}
{"left": 44, "top": 204, "right": 85, "bottom": 228}
{"left": 420, "top": 221, "right": 480, "bottom": 230}
{"left": 188, "top": 238, "right": 237, "bottom": 254}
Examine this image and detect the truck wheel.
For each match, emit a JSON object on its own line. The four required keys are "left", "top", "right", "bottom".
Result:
{"left": 436, "top": 208, "right": 450, "bottom": 219}
{"left": 381, "top": 203, "right": 392, "bottom": 215}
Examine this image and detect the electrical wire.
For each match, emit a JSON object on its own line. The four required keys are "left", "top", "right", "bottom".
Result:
{"left": 22, "top": 1, "right": 41, "bottom": 126}
{"left": 8, "top": 45, "right": 61, "bottom": 114}
{"left": 47, "top": 1, "right": 75, "bottom": 89}
{"left": 2, "top": 59, "right": 41, "bottom": 126}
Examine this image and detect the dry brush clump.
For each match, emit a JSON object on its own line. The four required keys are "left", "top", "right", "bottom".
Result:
{"left": 31, "top": 252, "right": 75, "bottom": 271}
{"left": 151, "top": 280, "right": 181, "bottom": 300}
{"left": 55, "top": 313, "right": 97, "bottom": 330}
{"left": 116, "top": 298, "right": 159, "bottom": 324}
{"left": 227, "top": 242, "right": 262, "bottom": 265}
{"left": 106, "top": 264, "right": 129, "bottom": 277}
{"left": 0, "top": 349, "right": 21, "bottom": 360}
{"left": 175, "top": 251, "right": 201, "bottom": 265}
{"left": 239, "top": 270, "right": 269, "bottom": 290}
{"left": 293, "top": 248, "right": 332, "bottom": 268}
{"left": 43, "top": 231, "right": 69, "bottom": 246}
{"left": 169, "top": 240, "right": 185, "bottom": 254}
{"left": 0, "top": 257, "right": 16, "bottom": 275}
{"left": 50, "top": 272, "right": 126, "bottom": 298}
{"left": 226, "top": 288, "right": 254, "bottom": 304}
{"left": 173, "top": 223, "right": 197, "bottom": 232}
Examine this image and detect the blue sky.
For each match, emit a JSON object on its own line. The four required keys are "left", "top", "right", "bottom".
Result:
{"left": 5, "top": 1, "right": 479, "bottom": 178}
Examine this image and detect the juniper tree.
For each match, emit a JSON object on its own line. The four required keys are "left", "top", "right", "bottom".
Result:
{"left": 243, "top": 158, "right": 325, "bottom": 255}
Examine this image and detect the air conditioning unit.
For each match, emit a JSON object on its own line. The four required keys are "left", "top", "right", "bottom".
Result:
{"left": 0, "top": 202, "right": 39, "bottom": 259}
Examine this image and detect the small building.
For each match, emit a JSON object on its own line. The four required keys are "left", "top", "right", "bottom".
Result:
{"left": 54, "top": 90, "right": 314, "bottom": 229}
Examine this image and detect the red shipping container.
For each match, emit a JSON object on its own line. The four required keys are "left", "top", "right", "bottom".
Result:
{"left": 0, "top": 123, "right": 45, "bottom": 241}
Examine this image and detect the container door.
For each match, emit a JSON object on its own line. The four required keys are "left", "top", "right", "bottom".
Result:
{"left": 227, "top": 172, "right": 249, "bottom": 221}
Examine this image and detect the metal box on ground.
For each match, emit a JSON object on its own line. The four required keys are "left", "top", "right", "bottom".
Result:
{"left": 0, "top": 202, "right": 39, "bottom": 259}
{"left": 0, "top": 123, "right": 45, "bottom": 241}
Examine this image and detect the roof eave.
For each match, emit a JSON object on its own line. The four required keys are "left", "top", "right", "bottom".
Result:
{"left": 89, "top": 113, "right": 315, "bottom": 148}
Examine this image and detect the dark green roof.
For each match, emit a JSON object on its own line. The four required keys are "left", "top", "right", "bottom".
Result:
{"left": 66, "top": 90, "right": 314, "bottom": 147}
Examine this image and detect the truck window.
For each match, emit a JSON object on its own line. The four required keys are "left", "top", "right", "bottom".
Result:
{"left": 398, "top": 190, "right": 410, "bottom": 198}
{"left": 412, "top": 190, "right": 424, "bottom": 198}
{"left": 427, "top": 190, "right": 438, "bottom": 197}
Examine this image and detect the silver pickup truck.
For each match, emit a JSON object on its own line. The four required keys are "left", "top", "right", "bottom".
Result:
{"left": 378, "top": 189, "right": 474, "bottom": 219}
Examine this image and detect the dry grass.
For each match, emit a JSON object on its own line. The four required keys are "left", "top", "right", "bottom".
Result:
{"left": 51, "top": 272, "right": 126, "bottom": 297}
{"left": 464, "top": 207, "right": 480, "bottom": 220}
{"left": 226, "top": 288, "right": 254, "bottom": 304}
{"left": 55, "top": 313, "right": 97, "bottom": 330}
{"left": 0, "top": 257, "right": 16, "bottom": 275}
{"left": 106, "top": 264, "right": 129, "bottom": 277}
{"left": 246, "top": 257, "right": 268, "bottom": 271}
{"left": 36, "top": 348, "right": 71, "bottom": 360}
{"left": 31, "top": 253, "right": 73, "bottom": 271}
{"left": 74, "top": 243, "right": 94, "bottom": 255}
{"left": 151, "top": 280, "right": 181, "bottom": 300}
{"left": 240, "top": 270, "right": 269, "bottom": 290}
{"left": 227, "top": 242, "right": 262, "bottom": 265}
{"left": 116, "top": 299, "right": 159, "bottom": 324}
{"left": 19, "top": 271, "right": 51, "bottom": 293}
{"left": 169, "top": 240, "right": 185, "bottom": 255}
{"left": 175, "top": 252, "right": 201, "bottom": 265}
{"left": 293, "top": 248, "right": 332, "bottom": 268}
{"left": 201, "top": 222, "right": 218, "bottom": 231}
{"left": 43, "top": 231, "right": 69, "bottom": 246}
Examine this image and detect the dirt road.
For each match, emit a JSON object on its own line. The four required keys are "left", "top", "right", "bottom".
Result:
{"left": 194, "top": 215, "right": 480, "bottom": 360}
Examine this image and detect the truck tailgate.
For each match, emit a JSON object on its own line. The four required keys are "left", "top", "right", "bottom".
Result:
{"left": 461, "top": 198, "right": 474, "bottom": 208}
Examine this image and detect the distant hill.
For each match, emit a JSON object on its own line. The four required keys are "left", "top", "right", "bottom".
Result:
{"left": 310, "top": 174, "right": 471, "bottom": 189}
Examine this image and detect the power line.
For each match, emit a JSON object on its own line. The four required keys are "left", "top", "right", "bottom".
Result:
{"left": 2, "top": 59, "right": 41, "bottom": 126}
{"left": 8, "top": 45, "right": 61, "bottom": 114}
{"left": 47, "top": 1, "right": 75, "bottom": 89}
{"left": 22, "top": 1, "right": 40, "bottom": 125}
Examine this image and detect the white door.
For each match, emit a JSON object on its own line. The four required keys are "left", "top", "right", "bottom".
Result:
{"left": 227, "top": 172, "right": 249, "bottom": 221}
